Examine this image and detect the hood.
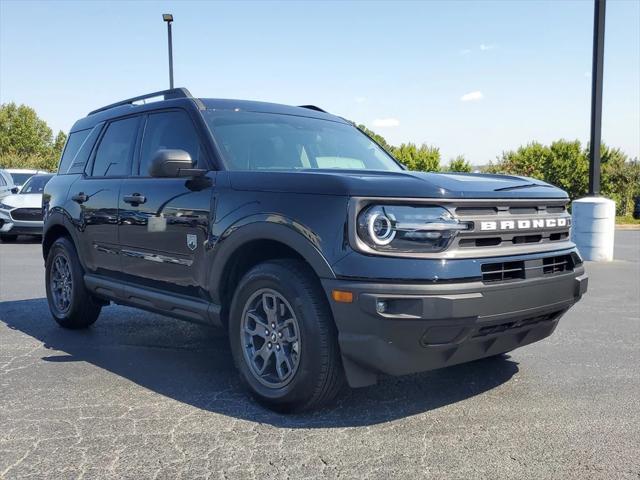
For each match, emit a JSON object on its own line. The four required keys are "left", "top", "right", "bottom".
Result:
{"left": 0, "top": 193, "right": 43, "bottom": 209}
{"left": 228, "top": 170, "right": 568, "bottom": 199}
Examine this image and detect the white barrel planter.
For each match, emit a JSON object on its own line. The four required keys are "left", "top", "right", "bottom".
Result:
{"left": 571, "top": 197, "right": 616, "bottom": 261}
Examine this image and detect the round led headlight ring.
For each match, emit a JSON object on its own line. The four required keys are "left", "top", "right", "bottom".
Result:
{"left": 368, "top": 212, "right": 396, "bottom": 245}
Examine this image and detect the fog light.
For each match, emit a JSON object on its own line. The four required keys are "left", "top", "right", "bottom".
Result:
{"left": 376, "top": 300, "right": 388, "bottom": 313}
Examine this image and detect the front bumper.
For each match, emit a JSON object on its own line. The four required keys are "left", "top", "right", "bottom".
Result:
{"left": 322, "top": 266, "right": 587, "bottom": 387}
{"left": 0, "top": 210, "right": 43, "bottom": 236}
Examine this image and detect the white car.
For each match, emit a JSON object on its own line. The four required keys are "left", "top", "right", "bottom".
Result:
{"left": 0, "top": 174, "right": 54, "bottom": 242}
{"left": 3, "top": 168, "right": 48, "bottom": 192}
{"left": 0, "top": 169, "right": 19, "bottom": 199}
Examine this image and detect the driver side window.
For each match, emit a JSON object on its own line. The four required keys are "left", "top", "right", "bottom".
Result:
{"left": 138, "top": 111, "right": 202, "bottom": 176}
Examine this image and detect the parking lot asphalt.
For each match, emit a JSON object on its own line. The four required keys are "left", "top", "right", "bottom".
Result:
{"left": 1, "top": 232, "right": 639, "bottom": 479}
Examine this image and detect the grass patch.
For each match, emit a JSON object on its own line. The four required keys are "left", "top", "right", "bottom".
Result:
{"left": 616, "top": 215, "right": 640, "bottom": 225}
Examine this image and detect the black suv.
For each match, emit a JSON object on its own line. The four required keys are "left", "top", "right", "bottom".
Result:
{"left": 43, "top": 88, "right": 588, "bottom": 411}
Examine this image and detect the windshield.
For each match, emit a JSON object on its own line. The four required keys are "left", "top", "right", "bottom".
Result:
{"left": 20, "top": 175, "right": 53, "bottom": 194}
{"left": 10, "top": 173, "right": 35, "bottom": 186}
{"left": 204, "top": 111, "right": 402, "bottom": 171}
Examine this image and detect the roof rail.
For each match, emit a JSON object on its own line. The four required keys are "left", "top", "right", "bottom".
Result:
{"left": 298, "top": 105, "right": 328, "bottom": 113}
{"left": 87, "top": 87, "right": 193, "bottom": 116}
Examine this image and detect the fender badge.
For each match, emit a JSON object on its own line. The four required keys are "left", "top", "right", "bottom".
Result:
{"left": 186, "top": 234, "right": 198, "bottom": 251}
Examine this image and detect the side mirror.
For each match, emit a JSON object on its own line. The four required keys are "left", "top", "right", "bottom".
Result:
{"left": 148, "top": 149, "right": 206, "bottom": 178}
{"left": 10, "top": 187, "right": 18, "bottom": 194}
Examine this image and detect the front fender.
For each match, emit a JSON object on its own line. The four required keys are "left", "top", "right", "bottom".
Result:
{"left": 208, "top": 215, "right": 336, "bottom": 304}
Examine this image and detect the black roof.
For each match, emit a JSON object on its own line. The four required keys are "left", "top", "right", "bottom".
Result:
{"left": 70, "top": 88, "right": 346, "bottom": 133}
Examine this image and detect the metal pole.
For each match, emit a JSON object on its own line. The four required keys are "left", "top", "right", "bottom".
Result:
{"left": 167, "top": 21, "right": 174, "bottom": 89}
{"left": 589, "top": 0, "right": 606, "bottom": 195}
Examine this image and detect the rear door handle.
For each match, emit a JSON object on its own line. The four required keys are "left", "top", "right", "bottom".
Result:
{"left": 123, "top": 194, "right": 147, "bottom": 205}
{"left": 71, "top": 192, "right": 88, "bottom": 204}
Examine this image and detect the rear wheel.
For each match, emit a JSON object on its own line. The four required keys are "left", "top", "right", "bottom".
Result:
{"left": 229, "top": 259, "right": 344, "bottom": 412}
{"left": 0, "top": 234, "right": 17, "bottom": 243}
{"left": 45, "top": 236, "right": 101, "bottom": 329}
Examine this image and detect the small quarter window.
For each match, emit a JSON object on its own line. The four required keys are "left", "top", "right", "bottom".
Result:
{"left": 58, "top": 129, "right": 91, "bottom": 174}
{"left": 67, "top": 125, "right": 103, "bottom": 175}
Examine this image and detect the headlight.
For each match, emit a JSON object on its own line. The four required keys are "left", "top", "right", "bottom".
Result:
{"left": 0, "top": 203, "right": 12, "bottom": 210}
{"left": 356, "top": 204, "right": 469, "bottom": 253}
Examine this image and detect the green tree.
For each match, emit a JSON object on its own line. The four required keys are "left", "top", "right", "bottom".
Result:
{"left": 391, "top": 143, "right": 440, "bottom": 171}
{"left": 486, "top": 141, "right": 551, "bottom": 179}
{"left": 544, "top": 140, "right": 589, "bottom": 199}
{"left": 446, "top": 155, "right": 472, "bottom": 172}
{"left": 0, "top": 103, "right": 52, "bottom": 156}
{"left": 53, "top": 130, "right": 67, "bottom": 158}
{"left": 485, "top": 139, "right": 639, "bottom": 215}
{"left": 357, "top": 124, "right": 393, "bottom": 152}
{"left": 0, "top": 102, "right": 63, "bottom": 172}
{"left": 357, "top": 125, "right": 441, "bottom": 172}
{"left": 599, "top": 146, "right": 640, "bottom": 215}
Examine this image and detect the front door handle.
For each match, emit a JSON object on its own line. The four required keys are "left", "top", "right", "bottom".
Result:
{"left": 123, "top": 194, "right": 147, "bottom": 205}
{"left": 71, "top": 192, "right": 88, "bottom": 204}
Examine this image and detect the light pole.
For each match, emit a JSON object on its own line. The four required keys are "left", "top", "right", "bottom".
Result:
{"left": 162, "top": 13, "right": 174, "bottom": 89}
{"left": 588, "top": 0, "right": 606, "bottom": 195}
{"left": 572, "top": 0, "right": 615, "bottom": 262}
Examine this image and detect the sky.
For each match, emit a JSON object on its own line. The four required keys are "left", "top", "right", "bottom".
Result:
{"left": 1, "top": 0, "right": 639, "bottom": 165}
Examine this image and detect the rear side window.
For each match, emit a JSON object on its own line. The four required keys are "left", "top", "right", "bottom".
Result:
{"left": 58, "top": 129, "right": 91, "bottom": 174}
{"left": 90, "top": 117, "right": 139, "bottom": 177}
{"left": 0, "top": 174, "right": 6, "bottom": 186}
{"left": 138, "top": 111, "right": 201, "bottom": 176}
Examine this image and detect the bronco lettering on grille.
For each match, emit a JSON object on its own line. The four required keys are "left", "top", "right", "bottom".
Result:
{"left": 480, "top": 217, "right": 569, "bottom": 231}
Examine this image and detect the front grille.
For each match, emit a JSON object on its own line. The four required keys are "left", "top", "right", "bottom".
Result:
{"left": 481, "top": 254, "right": 575, "bottom": 283}
{"left": 450, "top": 200, "right": 572, "bottom": 254}
{"left": 509, "top": 206, "right": 538, "bottom": 215}
{"left": 543, "top": 255, "right": 572, "bottom": 274}
{"left": 481, "top": 261, "right": 525, "bottom": 282}
{"left": 10, "top": 208, "right": 42, "bottom": 221}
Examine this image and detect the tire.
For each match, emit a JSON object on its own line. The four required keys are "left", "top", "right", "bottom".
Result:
{"left": 45, "top": 236, "right": 101, "bottom": 329}
{"left": 229, "top": 259, "right": 344, "bottom": 412}
{"left": 0, "top": 234, "right": 17, "bottom": 243}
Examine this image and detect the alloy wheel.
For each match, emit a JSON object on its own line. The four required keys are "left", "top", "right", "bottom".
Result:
{"left": 50, "top": 253, "right": 73, "bottom": 314}
{"left": 241, "top": 288, "right": 301, "bottom": 388}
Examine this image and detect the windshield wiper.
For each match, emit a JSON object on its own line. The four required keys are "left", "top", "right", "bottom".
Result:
{"left": 494, "top": 183, "right": 553, "bottom": 192}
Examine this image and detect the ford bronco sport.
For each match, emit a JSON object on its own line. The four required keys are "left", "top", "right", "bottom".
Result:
{"left": 43, "top": 88, "right": 588, "bottom": 411}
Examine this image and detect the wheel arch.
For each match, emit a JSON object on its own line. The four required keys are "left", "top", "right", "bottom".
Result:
{"left": 42, "top": 221, "right": 74, "bottom": 261}
{"left": 210, "top": 221, "right": 336, "bottom": 324}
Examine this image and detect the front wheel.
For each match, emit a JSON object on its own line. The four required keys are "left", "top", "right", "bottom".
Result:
{"left": 45, "top": 236, "right": 102, "bottom": 329}
{"left": 229, "top": 259, "right": 344, "bottom": 412}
